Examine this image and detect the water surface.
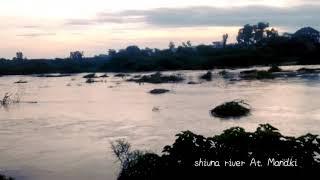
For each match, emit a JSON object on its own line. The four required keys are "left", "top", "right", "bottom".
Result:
{"left": 1, "top": 66, "right": 320, "bottom": 180}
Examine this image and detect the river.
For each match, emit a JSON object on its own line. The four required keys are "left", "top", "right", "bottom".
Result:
{"left": 1, "top": 65, "right": 320, "bottom": 180}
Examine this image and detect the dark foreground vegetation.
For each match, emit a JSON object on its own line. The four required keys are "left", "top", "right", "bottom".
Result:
{"left": 0, "top": 174, "right": 14, "bottom": 180}
{"left": 1, "top": 23, "right": 320, "bottom": 75}
{"left": 113, "top": 124, "right": 320, "bottom": 180}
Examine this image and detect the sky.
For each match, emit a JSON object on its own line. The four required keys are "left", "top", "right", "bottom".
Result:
{"left": 0, "top": 0, "right": 320, "bottom": 59}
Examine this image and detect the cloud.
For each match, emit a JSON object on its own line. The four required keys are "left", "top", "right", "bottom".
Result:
{"left": 16, "top": 33, "right": 56, "bottom": 37}
{"left": 65, "top": 5, "right": 320, "bottom": 29}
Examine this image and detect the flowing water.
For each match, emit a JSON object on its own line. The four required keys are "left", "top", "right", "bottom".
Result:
{"left": 1, "top": 65, "right": 320, "bottom": 180}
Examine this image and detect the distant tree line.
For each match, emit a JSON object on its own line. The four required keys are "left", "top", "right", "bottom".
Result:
{"left": 0, "top": 22, "right": 319, "bottom": 74}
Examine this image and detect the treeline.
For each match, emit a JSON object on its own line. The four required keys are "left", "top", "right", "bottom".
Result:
{"left": 0, "top": 22, "right": 320, "bottom": 75}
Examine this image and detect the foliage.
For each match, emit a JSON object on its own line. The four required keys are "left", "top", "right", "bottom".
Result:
{"left": 128, "top": 72, "right": 184, "bottom": 84}
{"left": 211, "top": 100, "right": 250, "bottom": 118}
{"left": 114, "top": 124, "right": 320, "bottom": 179}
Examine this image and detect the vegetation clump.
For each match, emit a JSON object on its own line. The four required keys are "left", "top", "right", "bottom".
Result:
{"left": 113, "top": 124, "right": 320, "bottom": 179}
{"left": 187, "top": 81, "right": 199, "bottom": 85}
{"left": 149, "top": 89, "right": 170, "bottom": 94}
{"left": 240, "top": 70, "right": 274, "bottom": 79}
{"left": 0, "top": 93, "right": 20, "bottom": 106}
{"left": 14, "top": 80, "right": 28, "bottom": 84}
{"left": 218, "top": 70, "right": 228, "bottom": 76}
{"left": 211, "top": 100, "right": 250, "bottom": 118}
{"left": 129, "top": 72, "right": 184, "bottom": 84}
{"left": 85, "top": 78, "right": 95, "bottom": 83}
{"left": 114, "top": 73, "right": 129, "bottom": 78}
{"left": 100, "top": 74, "right": 109, "bottom": 78}
{"left": 297, "top": 68, "right": 320, "bottom": 73}
{"left": 200, "top": 71, "right": 213, "bottom": 81}
{"left": 83, "top": 73, "right": 98, "bottom": 78}
{"left": 268, "top": 65, "right": 282, "bottom": 72}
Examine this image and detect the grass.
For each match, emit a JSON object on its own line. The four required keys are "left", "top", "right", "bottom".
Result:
{"left": 211, "top": 100, "right": 250, "bottom": 118}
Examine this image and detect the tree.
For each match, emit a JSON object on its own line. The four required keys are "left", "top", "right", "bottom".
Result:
{"left": 70, "top": 51, "right": 84, "bottom": 60}
{"left": 266, "top": 28, "right": 279, "bottom": 38}
{"left": 186, "top": 40, "right": 192, "bottom": 47}
{"left": 253, "top": 22, "right": 269, "bottom": 42}
{"left": 237, "top": 22, "right": 277, "bottom": 46}
{"left": 237, "top": 24, "right": 255, "bottom": 46}
{"left": 168, "top": 41, "right": 175, "bottom": 52}
{"left": 108, "top": 49, "right": 117, "bottom": 56}
{"left": 293, "top": 27, "right": 320, "bottom": 43}
{"left": 222, "top": 34, "right": 229, "bottom": 48}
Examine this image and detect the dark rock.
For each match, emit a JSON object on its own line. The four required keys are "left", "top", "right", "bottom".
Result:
{"left": 114, "top": 73, "right": 129, "bottom": 78}
{"left": 83, "top": 73, "right": 98, "bottom": 78}
{"left": 149, "top": 89, "right": 170, "bottom": 94}
{"left": 200, "top": 71, "right": 213, "bottom": 81}
{"left": 100, "top": 74, "right": 109, "bottom": 78}
{"left": 129, "top": 72, "right": 184, "bottom": 84}
{"left": 211, "top": 100, "right": 250, "bottom": 118}
{"left": 268, "top": 65, "right": 282, "bottom": 73}
{"left": 240, "top": 70, "right": 274, "bottom": 79}
{"left": 14, "top": 80, "right": 28, "bottom": 84}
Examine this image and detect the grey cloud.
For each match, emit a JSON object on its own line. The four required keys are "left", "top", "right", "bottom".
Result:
{"left": 65, "top": 5, "right": 320, "bottom": 29}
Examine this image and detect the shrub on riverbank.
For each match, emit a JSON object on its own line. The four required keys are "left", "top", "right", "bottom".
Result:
{"left": 113, "top": 124, "right": 320, "bottom": 180}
